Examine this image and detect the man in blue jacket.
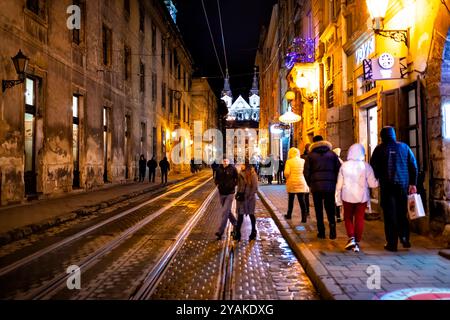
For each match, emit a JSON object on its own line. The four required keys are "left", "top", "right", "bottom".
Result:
{"left": 370, "top": 126, "right": 418, "bottom": 251}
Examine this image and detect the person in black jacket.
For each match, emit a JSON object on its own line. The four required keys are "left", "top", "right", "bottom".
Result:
{"left": 304, "top": 136, "right": 341, "bottom": 239}
{"left": 370, "top": 126, "right": 418, "bottom": 251}
{"left": 159, "top": 157, "right": 170, "bottom": 184}
{"left": 214, "top": 158, "right": 238, "bottom": 240}
{"left": 147, "top": 156, "right": 157, "bottom": 183}
{"left": 277, "top": 157, "right": 284, "bottom": 185}
{"left": 138, "top": 154, "right": 146, "bottom": 182}
{"left": 301, "top": 144, "right": 311, "bottom": 216}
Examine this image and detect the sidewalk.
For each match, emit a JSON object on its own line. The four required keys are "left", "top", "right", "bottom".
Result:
{"left": 258, "top": 184, "right": 450, "bottom": 300}
{"left": 0, "top": 171, "right": 205, "bottom": 245}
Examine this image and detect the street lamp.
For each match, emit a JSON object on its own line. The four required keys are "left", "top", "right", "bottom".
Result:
{"left": 2, "top": 50, "right": 29, "bottom": 93}
{"left": 295, "top": 72, "right": 317, "bottom": 101}
{"left": 366, "top": 0, "right": 408, "bottom": 46}
{"left": 280, "top": 90, "right": 301, "bottom": 148}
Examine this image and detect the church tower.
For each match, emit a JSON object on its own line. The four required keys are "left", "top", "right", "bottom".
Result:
{"left": 221, "top": 69, "right": 233, "bottom": 108}
{"left": 249, "top": 67, "right": 260, "bottom": 108}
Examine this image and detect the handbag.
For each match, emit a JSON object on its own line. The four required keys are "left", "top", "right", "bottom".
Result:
{"left": 235, "top": 192, "right": 245, "bottom": 202}
{"left": 407, "top": 193, "right": 426, "bottom": 220}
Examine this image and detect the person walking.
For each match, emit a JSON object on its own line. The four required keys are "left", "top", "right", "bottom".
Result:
{"left": 301, "top": 144, "right": 311, "bottom": 217}
{"left": 234, "top": 163, "right": 258, "bottom": 241}
{"left": 333, "top": 148, "right": 344, "bottom": 223}
{"left": 284, "top": 147, "right": 310, "bottom": 223}
{"left": 214, "top": 158, "right": 238, "bottom": 240}
{"left": 211, "top": 161, "right": 219, "bottom": 179}
{"left": 147, "top": 156, "right": 157, "bottom": 183}
{"left": 336, "top": 144, "right": 379, "bottom": 252}
{"left": 138, "top": 154, "right": 146, "bottom": 182}
{"left": 159, "top": 156, "right": 170, "bottom": 185}
{"left": 304, "top": 136, "right": 341, "bottom": 239}
{"left": 277, "top": 157, "right": 285, "bottom": 184}
{"left": 370, "top": 126, "right": 418, "bottom": 251}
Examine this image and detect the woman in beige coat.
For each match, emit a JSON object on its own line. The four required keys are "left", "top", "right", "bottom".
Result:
{"left": 284, "top": 147, "right": 310, "bottom": 222}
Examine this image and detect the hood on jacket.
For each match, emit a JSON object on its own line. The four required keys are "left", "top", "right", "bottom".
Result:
{"left": 347, "top": 143, "right": 365, "bottom": 161}
{"left": 333, "top": 148, "right": 341, "bottom": 157}
{"left": 381, "top": 126, "right": 396, "bottom": 143}
{"left": 310, "top": 140, "right": 332, "bottom": 153}
{"left": 288, "top": 147, "right": 300, "bottom": 159}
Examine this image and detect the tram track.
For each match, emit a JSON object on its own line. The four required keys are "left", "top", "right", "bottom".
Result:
{"left": 0, "top": 175, "right": 209, "bottom": 278}
{"left": 0, "top": 174, "right": 212, "bottom": 299}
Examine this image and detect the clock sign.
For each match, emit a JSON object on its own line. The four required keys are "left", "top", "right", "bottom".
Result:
{"left": 378, "top": 53, "right": 395, "bottom": 69}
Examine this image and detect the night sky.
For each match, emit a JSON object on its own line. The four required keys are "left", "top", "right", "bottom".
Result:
{"left": 176, "top": 0, "right": 277, "bottom": 100}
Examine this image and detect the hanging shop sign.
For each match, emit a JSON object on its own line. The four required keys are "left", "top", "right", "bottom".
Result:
{"left": 355, "top": 36, "right": 375, "bottom": 66}
{"left": 363, "top": 53, "right": 408, "bottom": 80}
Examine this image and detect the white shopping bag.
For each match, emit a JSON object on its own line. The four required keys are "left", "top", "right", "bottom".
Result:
{"left": 408, "top": 193, "right": 426, "bottom": 220}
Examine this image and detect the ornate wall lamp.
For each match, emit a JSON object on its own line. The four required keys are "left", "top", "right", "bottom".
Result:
{"left": 2, "top": 50, "right": 30, "bottom": 93}
{"left": 295, "top": 72, "right": 318, "bottom": 101}
{"left": 366, "top": 0, "right": 408, "bottom": 47}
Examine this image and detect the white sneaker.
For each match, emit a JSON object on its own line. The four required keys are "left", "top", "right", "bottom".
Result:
{"left": 345, "top": 237, "right": 356, "bottom": 250}
{"left": 353, "top": 243, "right": 360, "bottom": 252}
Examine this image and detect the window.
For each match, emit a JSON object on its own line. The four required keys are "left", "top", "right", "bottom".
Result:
{"left": 444, "top": 103, "right": 450, "bottom": 139}
{"left": 327, "top": 85, "right": 334, "bottom": 109}
{"left": 73, "top": 95, "right": 81, "bottom": 187}
{"left": 140, "top": 122, "right": 146, "bottom": 155}
{"left": 169, "top": 50, "right": 173, "bottom": 74}
{"left": 161, "top": 83, "right": 166, "bottom": 109}
{"left": 102, "top": 25, "right": 112, "bottom": 66}
{"left": 183, "top": 70, "right": 186, "bottom": 89}
{"left": 124, "top": 0, "right": 130, "bottom": 18}
{"left": 161, "top": 38, "right": 166, "bottom": 65}
{"left": 407, "top": 89, "right": 419, "bottom": 161}
{"left": 124, "top": 46, "right": 131, "bottom": 81}
{"left": 161, "top": 127, "right": 166, "bottom": 155}
{"left": 169, "top": 89, "right": 173, "bottom": 113}
{"left": 140, "top": 62, "right": 145, "bottom": 93}
{"left": 152, "top": 23, "right": 157, "bottom": 53}
{"left": 26, "top": 0, "right": 44, "bottom": 17}
{"left": 139, "top": 1, "right": 144, "bottom": 33}
{"left": 72, "top": 0, "right": 83, "bottom": 45}
{"left": 152, "top": 72, "right": 157, "bottom": 102}
{"left": 183, "top": 103, "right": 187, "bottom": 123}
{"left": 346, "top": 13, "right": 353, "bottom": 40}
{"left": 177, "top": 99, "right": 181, "bottom": 119}
{"left": 187, "top": 107, "right": 190, "bottom": 124}
{"left": 152, "top": 127, "right": 157, "bottom": 158}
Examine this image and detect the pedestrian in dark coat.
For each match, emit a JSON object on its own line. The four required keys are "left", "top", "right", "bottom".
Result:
{"left": 147, "top": 156, "right": 157, "bottom": 183}
{"left": 301, "top": 144, "right": 311, "bottom": 216}
{"left": 211, "top": 161, "right": 219, "bottom": 179}
{"left": 159, "top": 157, "right": 170, "bottom": 184}
{"left": 214, "top": 158, "right": 238, "bottom": 240}
{"left": 234, "top": 163, "right": 258, "bottom": 241}
{"left": 138, "top": 154, "right": 146, "bottom": 182}
{"left": 277, "top": 157, "right": 285, "bottom": 184}
{"left": 304, "top": 136, "right": 341, "bottom": 239}
{"left": 370, "top": 126, "right": 418, "bottom": 251}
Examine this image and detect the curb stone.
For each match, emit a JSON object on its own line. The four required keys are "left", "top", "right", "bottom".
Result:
{"left": 258, "top": 189, "right": 347, "bottom": 300}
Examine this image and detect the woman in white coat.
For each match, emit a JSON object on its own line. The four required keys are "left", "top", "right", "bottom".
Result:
{"left": 336, "top": 143, "right": 379, "bottom": 252}
{"left": 284, "top": 147, "right": 310, "bottom": 223}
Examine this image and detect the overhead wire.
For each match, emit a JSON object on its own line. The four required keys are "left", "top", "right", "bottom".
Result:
{"left": 201, "top": 0, "right": 225, "bottom": 78}
{"left": 216, "top": 0, "right": 229, "bottom": 76}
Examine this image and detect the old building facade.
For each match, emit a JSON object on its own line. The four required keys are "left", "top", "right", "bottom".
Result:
{"left": 258, "top": 0, "right": 450, "bottom": 236}
{"left": 0, "top": 0, "right": 200, "bottom": 205}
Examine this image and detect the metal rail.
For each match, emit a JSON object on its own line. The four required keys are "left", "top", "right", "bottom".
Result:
{"left": 130, "top": 188, "right": 218, "bottom": 300}
{"left": 21, "top": 177, "right": 212, "bottom": 300}
{"left": 0, "top": 175, "right": 206, "bottom": 277}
